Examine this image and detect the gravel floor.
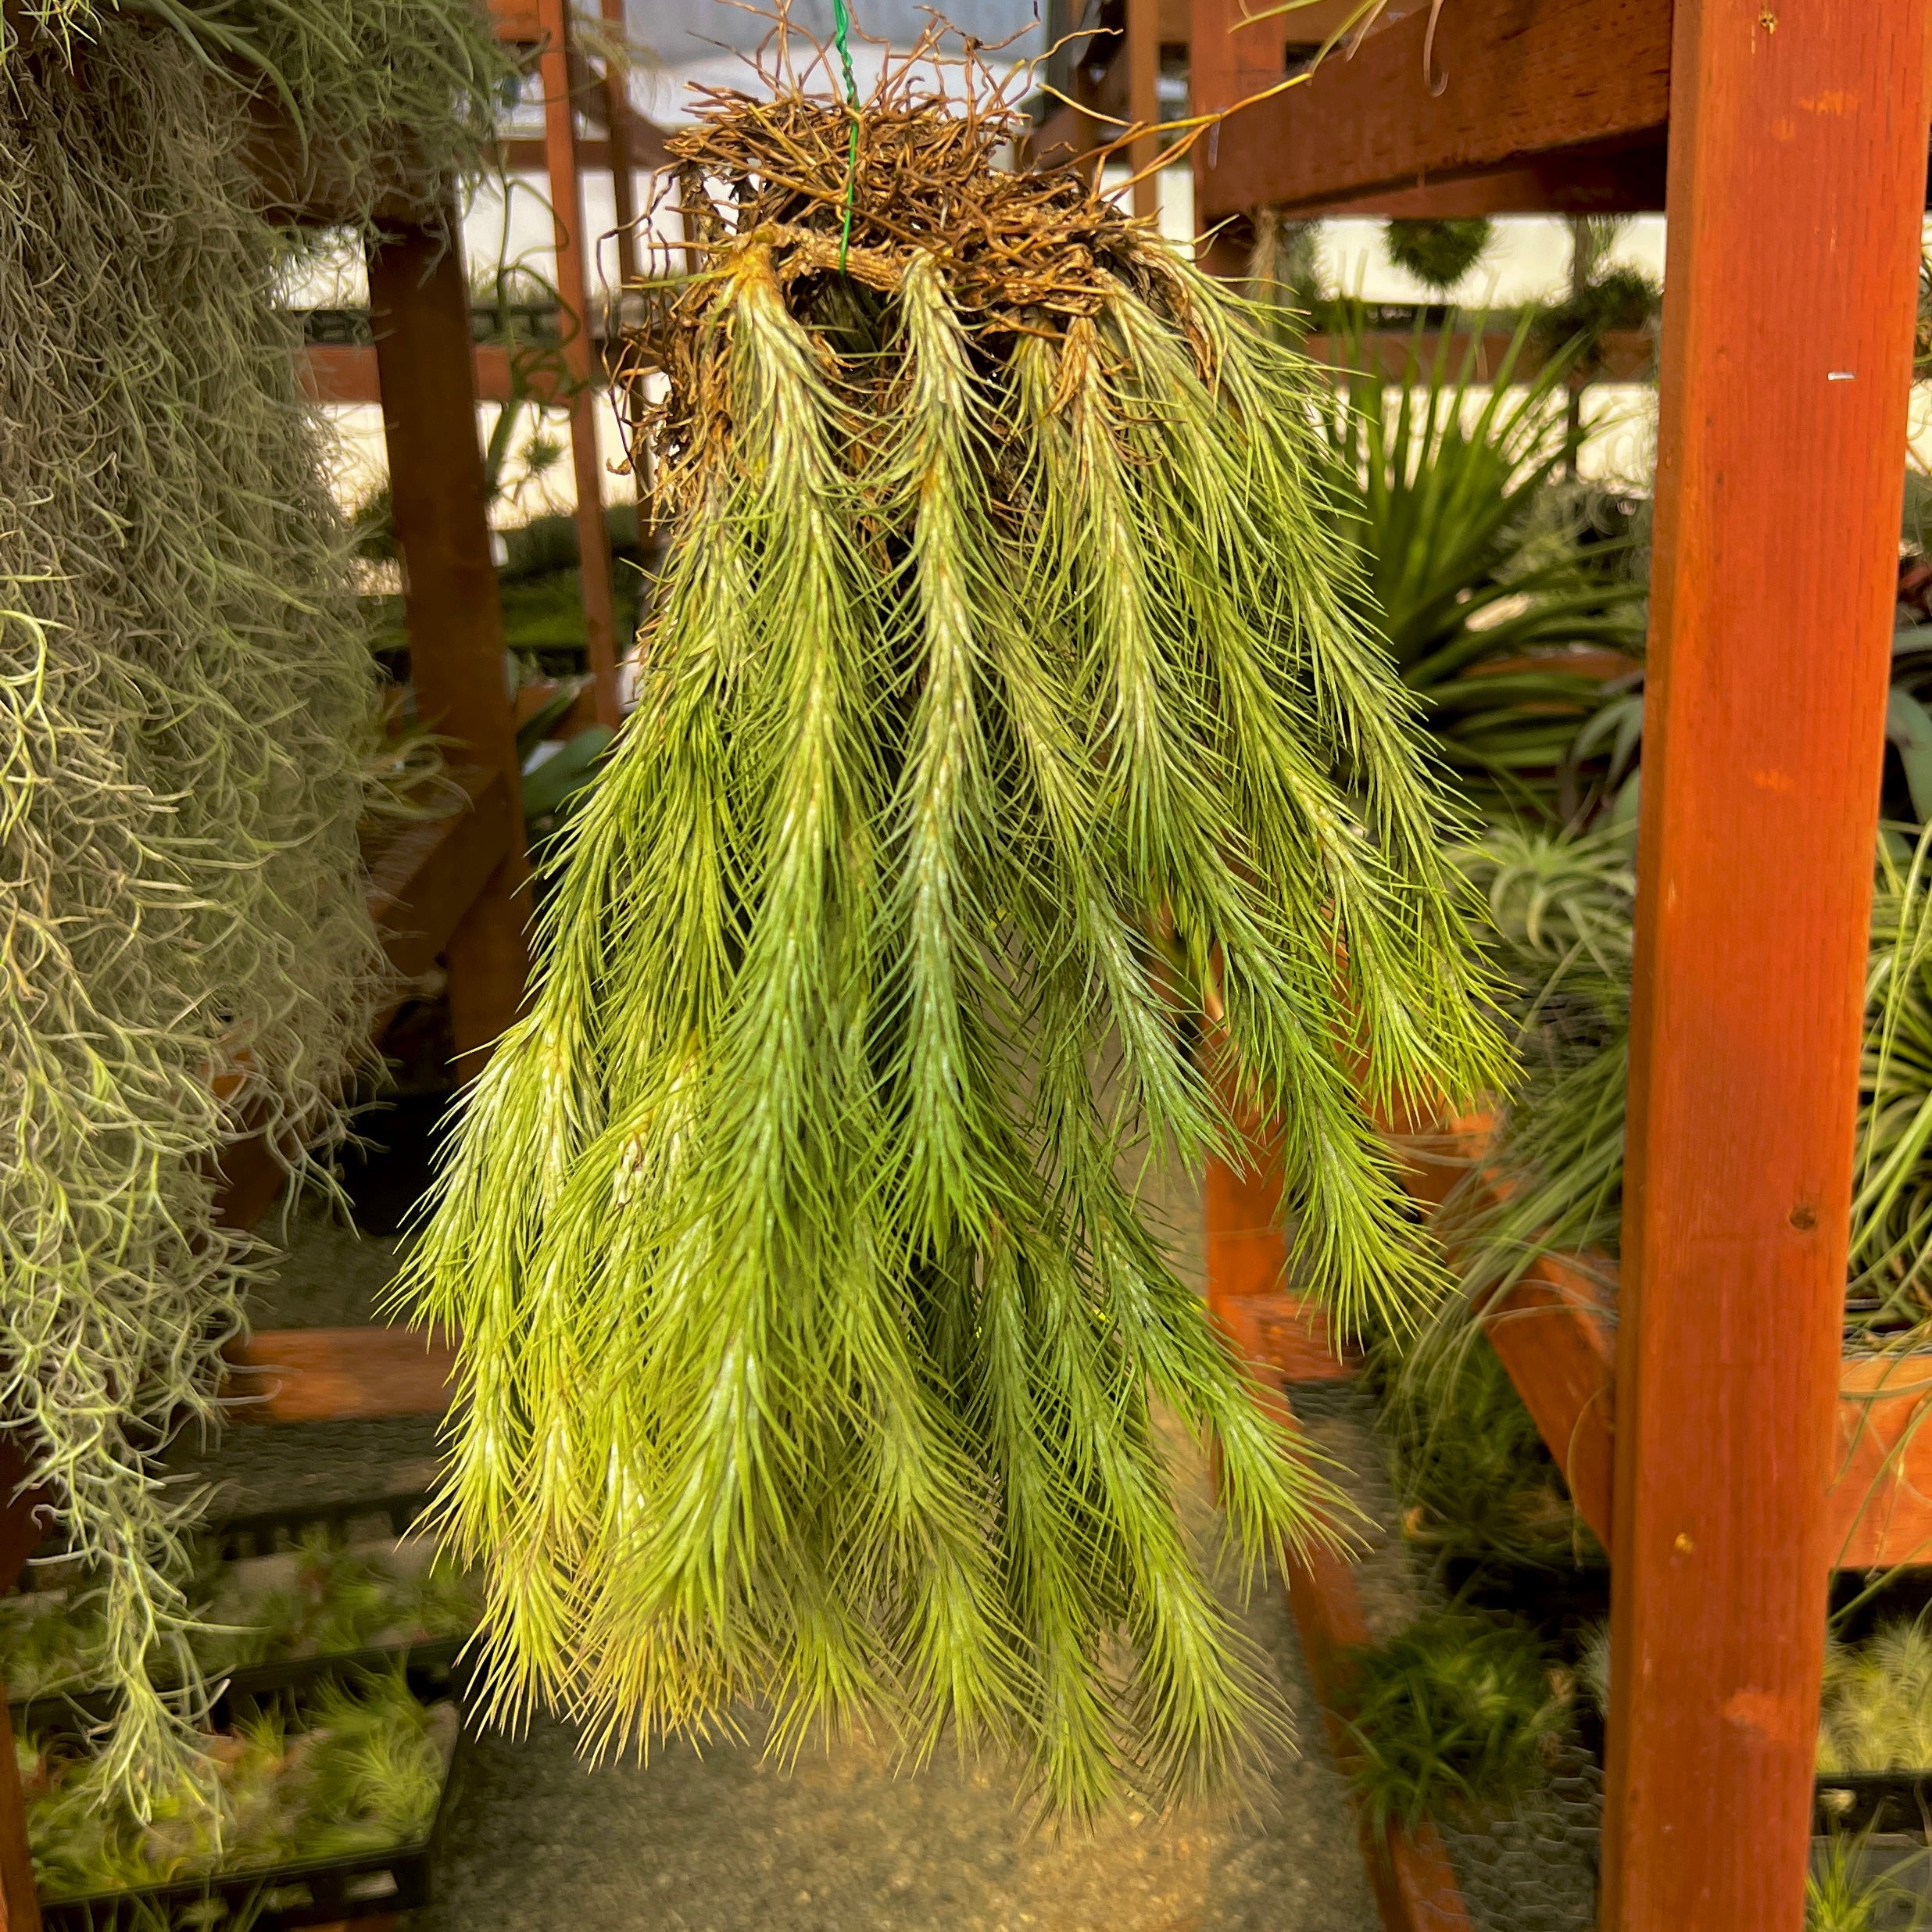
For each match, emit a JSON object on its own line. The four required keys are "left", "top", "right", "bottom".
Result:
{"left": 418, "top": 1641, "right": 1376, "bottom": 1932}
{"left": 213, "top": 1132, "right": 1380, "bottom": 1932}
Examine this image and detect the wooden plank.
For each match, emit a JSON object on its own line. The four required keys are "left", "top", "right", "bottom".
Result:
{"left": 1282, "top": 1529, "right": 1477, "bottom": 1932}
{"left": 1204, "top": 1142, "right": 1290, "bottom": 1304}
{"left": 1203, "top": 1125, "right": 1354, "bottom": 1380}
{"left": 1831, "top": 1351, "right": 1932, "bottom": 1570}
{"left": 537, "top": 0, "right": 624, "bottom": 732}
{"left": 489, "top": 0, "right": 543, "bottom": 41}
{"left": 365, "top": 770, "right": 511, "bottom": 985}
{"left": 1128, "top": 0, "right": 1160, "bottom": 216}
{"left": 0, "top": 1450, "right": 47, "bottom": 1932}
{"left": 1600, "top": 3, "right": 1932, "bottom": 1924}
{"left": 1391, "top": 1111, "right": 1932, "bottom": 1573}
{"left": 1480, "top": 1260, "right": 1616, "bottom": 1547}
{"left": 1199, "top": 1114, "right": 1477, "bottom": 1929}
{"left": 1314, "top": 143, "right": 1669, "bottom": 217}
{"left": 1191, "top": 0, "right": 1672, "bottom": 222}
{"left": 1214, "top": 1290, "right": 1354, "bottom": 1383}
{"left": 367, "top": 220, "right": 531, "bottom": 1079}
{"left": 0, "top": 1450, "right": 45, "bottom": 1600}
{"left": 227, "top": 1328, "right": 458, "bottom": 1425}
{"left": 301, "top": 343, "right": 567, "bottom": 410}
{"left": 501, "top": 126, "right": 673, "bottom": 174}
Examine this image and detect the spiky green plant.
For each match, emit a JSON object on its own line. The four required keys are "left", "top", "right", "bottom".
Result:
{"left": 0, "top": 0, "right": 499, "bottom": 1807}
{"left": 1316, "top": 320, "right": 1646, "bottom": 821}
{"left": 1819, "top": 1619, "right": 1932, "bottom": 1776}
{"left": 294, "top": 1667, "right": 446, "bottom": 1855}
{"left": 1807, "top": 1831, "right": 1927, "bottom": 1932}
{"left": 1344, "top": 1609, "right": 1569, "bottom": 1830}
{"left": 399, "top": 66, "right": 1507, "bottom": 1819}
{"left": 22, "top": 1671, "right": 450, "bottom": 1904}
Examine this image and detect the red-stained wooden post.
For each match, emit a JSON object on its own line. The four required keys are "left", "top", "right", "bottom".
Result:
{"left": 1601, "top": 5, "right": 1932, "bottom": 1926}
{"left": 1128, "top": 0, "right": 1161, "bottom": 220}
{"left": 538, "top": 0, "right": 624, "bottom": 728}
{"left": 367, "top": 221, "right": 532, "bottom": 1076}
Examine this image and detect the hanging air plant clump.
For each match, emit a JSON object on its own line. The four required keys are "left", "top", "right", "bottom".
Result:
{"left": 0, "top": 0, "right": 502, "bottom": 1808}
{"left": 405, "top": 63, "right": 1506, "bottom": 1816}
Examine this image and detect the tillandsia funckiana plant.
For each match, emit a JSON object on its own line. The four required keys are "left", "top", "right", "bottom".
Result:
{"left": 1316, "top": 318, "right": 1647, "bottom": 822}
{"left": 1819, "top": 1618, "right": 1932, "bottom": 1778}
{"left": 0, "top": 0, "right": 503, "bottom": 1808}
{"left": 401, "top": 44, "right": 1508, "bottom": 1818}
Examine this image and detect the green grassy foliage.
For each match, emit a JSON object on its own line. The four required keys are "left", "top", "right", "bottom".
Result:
{"left": 1316, "top": 321, "right": 1645, "bottom": 821}
{"left": 1345, "top": 1609, "right": 1569, "bottom": 1831}
{"left": 1436, "top": 824, "right": 1932, "bottom": 1339}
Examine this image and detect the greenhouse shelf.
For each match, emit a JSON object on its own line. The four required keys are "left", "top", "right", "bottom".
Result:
{"left": 1389, "top": 1114, "right": 1932, "bottom": 1572}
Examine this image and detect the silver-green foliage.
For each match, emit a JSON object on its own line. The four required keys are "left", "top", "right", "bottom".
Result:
{"left": 0, "top": 0, "right": 496, "bottom": 1805}
{"left": 399, "top": 89, "right": 1507, "bottom": 1817}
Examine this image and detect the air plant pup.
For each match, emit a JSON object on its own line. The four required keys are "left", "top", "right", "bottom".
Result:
{"left": 403, "top": 41, "right": 1508, "bottom": 1817}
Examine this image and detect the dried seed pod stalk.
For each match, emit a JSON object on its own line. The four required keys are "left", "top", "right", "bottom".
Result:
{"left": 404, "top": 63, "right": 1506, "bottom": 1816}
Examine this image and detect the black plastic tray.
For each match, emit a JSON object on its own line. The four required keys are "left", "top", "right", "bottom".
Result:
{"left": 9, "top": 1490, "right": 466, "bottom": 1733}
{"left": 1816, "top": 1769, "right": 1932, "bottom": 1836}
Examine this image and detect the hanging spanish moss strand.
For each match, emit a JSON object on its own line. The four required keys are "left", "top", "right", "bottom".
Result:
{"left": 0, "top": 1, "right": 501, "bottom": 1809}
{"left": 401, "top": 55, "right": 1508, "bottom": 1819}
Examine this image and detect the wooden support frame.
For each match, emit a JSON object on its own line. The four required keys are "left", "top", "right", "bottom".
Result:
{"left": 367, "top": 220, "right": 533, "bottom": 1081}
{"left": 1189, "top": 0, "right": 1932, "bottom": 1919}
{"left": 1602, "top": 6, "right": 1931, "bottom": 1924}
{"left": 1190, "top": 0, "right": 1673, "bottom": 220}
{"left": 1204, "top": 1190, "right": 1472, "bottom": 1929}
{"left": 535, "top": 0, "right": 623, "bottom": 730}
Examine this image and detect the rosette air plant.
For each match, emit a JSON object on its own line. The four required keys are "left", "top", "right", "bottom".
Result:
{"left": 402, "top": 45, "right": 1508, "bottom": 1818}
{"left": 0, "top": 0, "right": 503, "bottom": 1806}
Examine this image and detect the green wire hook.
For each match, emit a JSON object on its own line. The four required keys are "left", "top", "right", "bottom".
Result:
{"left": 830, "top": 0, "right": 860, "bottom": 270}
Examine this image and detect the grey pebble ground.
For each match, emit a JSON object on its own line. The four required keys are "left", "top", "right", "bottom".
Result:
{"left": 206, "top": 1139, "right": 1380, "bottom": 1932}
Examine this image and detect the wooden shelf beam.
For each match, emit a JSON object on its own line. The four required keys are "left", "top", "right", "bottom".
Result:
{"left": 1600, "top": 6, "right": 1930, "bottom": 1921}
{"left": 226, "top": 1329, "right": 458, "bottom": 1426}
{"left": 1389, "top": 1114, "right": 1932, "bottom": 1576}
{"left": 302, "top": 342, "right": 569, "bottom": 410}
{"left": 1204, "top": 1182, "right": 1475, "bottom": 1929}
{"left": 1190, "top": 0, "right": 1673, "bottom": 220}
